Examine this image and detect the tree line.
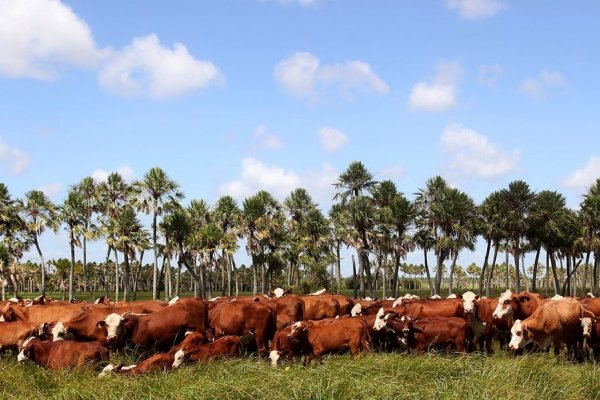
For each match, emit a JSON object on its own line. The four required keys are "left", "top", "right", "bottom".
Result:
{"left": 2, "top": 161, "right": 600, "bottom": 301}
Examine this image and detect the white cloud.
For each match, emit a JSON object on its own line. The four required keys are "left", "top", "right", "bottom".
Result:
{"left": 218, "top": 158, "right": 301, "bottom": 200}
{"left": 274, "top": 52, "right": 388, "bottom": 100}
{"left": 441, "top": 123, "right": 520, "bottom": 180}
{"left": 378, "top": 165, "right": 405, "bottom": 179}
{"left": 408, "top": 62, "right": 462, "bottom": 112}
{"left": 0, "top": 0, "right": 103, "bottom": 79}
{"left": 317, "top": 127, "right": 347, "bottom": 153}
{"left": 0, "top": 137, "right": 31, "bottom": 175}
{"left": 478, "top": 64, "right": 503, "bottom": 86}
{"left": 446, "top": 0, "right": 506, "bottom": 20}
{"left": 520, "top": 70, "right": 567, "bottom": 99}
{"left": 254, "top": 124, "right": 283, "bottom": 149}
{"left": 98, "top": 34, "right": 223, "bottom": 99}
{"left": 91, "top": 165, "right": 136, "bottom": 183}
{"left": 38, "top": 183, "right": 62, "bottom": 198}
{"left": 562, "top": 157, "right": 600, "bottom": 190}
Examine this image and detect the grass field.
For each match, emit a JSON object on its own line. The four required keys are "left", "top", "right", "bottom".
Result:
{"left": 1, "top": 352, "right": 599, "bottom": 400}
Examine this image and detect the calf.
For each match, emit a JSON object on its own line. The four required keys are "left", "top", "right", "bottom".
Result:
{"left": 172, "top": 335, "right": 241, "bottom": 367}
{"left": 18, "top": 337, "right": 109, "bottom": 370}
{"left": 287, "top": 318, "right": 369, "bottom": 365}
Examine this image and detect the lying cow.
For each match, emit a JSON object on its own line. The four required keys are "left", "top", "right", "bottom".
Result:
{"left": 0, "top": 321, "right": 47, "bottom": 354}
{"left": 18, "top": 337, "right": 109, "bottom": 370}
{"left": 172, "top": 335, "right": 241, "bottom": 367}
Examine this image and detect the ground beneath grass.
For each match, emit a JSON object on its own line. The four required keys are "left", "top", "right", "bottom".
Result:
{"left": 1, "top": 352, "right": 599, "bottom": 400}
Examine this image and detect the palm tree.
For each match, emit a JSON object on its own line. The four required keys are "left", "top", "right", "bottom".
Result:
{"left": 333, "top": 161, "right": 377, "bottom": 205}
{"left": 19, "top": 190, "right": 59, "bottom": 297}
{"left": 500, "top": 181, "right": 535, "bottom": 293}
{"left": 346, "top": 196, "right": 377, "bottom": 297}
{"left": 212, "top": 195, "right": 241, "bottom": 296}
{"left": 112, "top": 206, "right": 145, "bottom": 300}
{"left": 60, "top": 191, "right": 86, "bottom": 301}
{"left": 134, "top": 167, "right": 184, "bottom": 300}
{"left": 580, "top": 178, "right": 600, "bottom": 296}
{"left": 479, "top": 191, "right": 505, "bottom": 295}
{"left": 329, "top": 204, "right": 348, "bottom": 294}
{"left": 72, "top": 176, "right": 98, "bottom": 297}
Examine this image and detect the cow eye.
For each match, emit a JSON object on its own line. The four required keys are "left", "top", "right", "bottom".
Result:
{"left": 516, "top": 331, "right": 522, "bottom": 336}
{"left": 503, "top": 300, "right": 510, "bottom": 305}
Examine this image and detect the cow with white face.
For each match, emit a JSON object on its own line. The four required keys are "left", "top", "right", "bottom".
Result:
{"left": 350, "top": 303, "right": 363, "bottom": 317}
{"left": 508, "top": 320, "right": 533, "bottom": 350}
{"left": 581, "top": 317, "right": 593, "bottom": 338}
{"left": 462, "top": 291, "right": 479, "bottom": 314}
{"left": 492, "top": 290, "right": 513, "bottom": 319}
{"left": 373, "top": 308, "right": 394, "bottom": 331}
{"left": 51, "top": 322, "right": 66, "bottom": 341}
{"left": 101, "top": 313, "right": 127, "bottom": 346}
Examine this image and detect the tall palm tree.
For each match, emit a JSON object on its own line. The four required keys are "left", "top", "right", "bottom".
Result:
{"left": 112, "top": 206, "right": 145, "bottom": 300}
{"left": 479, "top": 191, "right": 505, "bottom": 296}
{"left": 500, "top": 180, "right": 535, "bottom": 293}
{"left": 72, "top": 176, "right": 98, "bottom": 297}
{"left": 134, "top": 167, "right": 184, "bottom": 300}
{"left": 329, "top": 204, "right": 348, "bottom": 294}
{"left": 346, "top": 196, "right": 377, "bottom": 297}
{"left": 19, "top": 190, "right": 59, "bottom": 297}
{"left": 580, "top": 178, "right": 600, "bottom": 296}
{"left": 333, "top": 161, "right": 377, "bottom": 205}
{"left": 212, "top": 195, "right": 241, "bottom": 296}
{"left": 60, "top": 191, "right": 86, "bottom": 301}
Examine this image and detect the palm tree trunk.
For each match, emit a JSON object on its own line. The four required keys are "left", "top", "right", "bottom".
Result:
{"left": 514, "top": 238, "right": 521, "bottom": 293}
{"left": 231, "top": 254, "right": 239, "bottom": 297}
{"left": 505, "top": 248, "right": 509, "bottom": 290}
{"left": 550, "top": 251, "right": 560, "bottom": 294}
{"left": 531, "top": 244, "right": 541, "bottom": 292}
{"left": 352, "top": 254, "right": 357, "bottom": 299}
{"left": 448, "top": 252, "right": 459, "bottom": 296}
{"left": 357, "top": 250, "right": 364, "bottom": 297}
{"left": 252, "top": 255, "right": 258, "bottom": 296}
{"left": 362, "top": 251, "right": 374, "bottom": 298}
{"left": 336, "top": 241, "right": 341, "bottom": 294}
{"left": 392, "top": 254, "right": 401, "bottom": 298}
{"left": 113, "top": 249, "right": 120, "bottom": 302}
{"left": 123, "top": 243, "right": 130, "bottom": 301}
{"left": 68, "top": 228, "right": 75, "bottom": 302}
{"left": 583, "top": 251, "right": 591, "bottom": 295}
{"left": 486, "top": 243, "right": 499, "bottom": 297}
{"left": 594, "top": 253, "right": 599, "bottom": 297}
{"left": 225, "top": 250, "right": 232, "bottom": 296}
{"left": 423, "top": 248, "right": 433, "bottom": 296}
{"left": 83, "top": 235, "right": 91, "bottom": 299}
{"left": 434, "top": 251, "right": 445, "bottom": 296}
{"left": 34, "top": 236, "right": 46, "bottom": 297}
{"left": 103, "top": 246, "right": 111, "bottom": 298}
{"left": 479, "top": 238, "right": 491, "bottom": 295}
{"left": 152, "top": 211, "right": 158, "bottom": 300}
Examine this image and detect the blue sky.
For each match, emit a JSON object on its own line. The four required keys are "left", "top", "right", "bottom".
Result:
{"left": 1, "top": 0, "right": 600, "bottom": 274}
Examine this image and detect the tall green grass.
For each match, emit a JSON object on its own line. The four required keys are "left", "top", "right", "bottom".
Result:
{"left": 1, "top": 352, "right": 599, "bottom": 400}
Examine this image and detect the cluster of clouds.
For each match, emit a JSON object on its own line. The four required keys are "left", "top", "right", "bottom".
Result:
{"left": 0, "top": 0, "right": 221, "bottom": 99}
{"left": 0, "top": 137, "right": 31, "bottom": 175}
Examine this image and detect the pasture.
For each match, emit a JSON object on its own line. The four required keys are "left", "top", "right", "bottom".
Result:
{"left": 1, "top": 352, "right": 599, "bottom": 400}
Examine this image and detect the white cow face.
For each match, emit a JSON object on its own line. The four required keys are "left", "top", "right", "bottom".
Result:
{"left": 581, "top": 317, "right": 593, "bottom": 338}
{"left": 52, "top": 322, "right": 66, "bottom": 341}
{"left": 350, "top": 303, "right": 363, "bottom": 317}
{"left": 289, "top": 321, "right": 306, "bottom": 338}
{"left": 17, "top": 337, "right": 36, "bottom": 362}
{"left": 172, "top": 349, "right": 186, "bottom": 368}
{"left": 493, "top": 290, "right": 513, "bottom": 319}
{"left": 462, "top": 291, "right": 478, "bottom": 314}
{"left": 508, "top": 320, "right": 531, "bottom": 350}
{"left": 102, "top": 313, "right": 125, "bottom": 341}
{"left": 270, "top": 350, "right": 281, "bottom": 367}
{"left": 373, "top": 308, "right": 391, "bottom": 331}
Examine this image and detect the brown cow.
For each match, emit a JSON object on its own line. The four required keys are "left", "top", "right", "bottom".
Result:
{"left": 287, "top": 318, "right": 369, "bottom": 365}
{"left": 172, "top": 335, "right": 241, "bottom": 367}
{"left": 0, "top": 321, "right": 41, "bottom": 353}
{"left": 298, "top": 295, "right": 340, "bottom": 320}
{"left": 18, "top": 336, "right": 109, "bottom": 370}
{"left": 269, "top": 325, "right": 302, "bottom": 367}
{"left": 209, "top": 301, "right": 275, "bottom": 354}
{"left": 509, "top": 298, "right": 592, "bottom": 360}
{"left": 391, "top": 316, "right": 468, "bottom": 354}
{"left": 117, "top": 297, "right": 208, "bottom": 351}
{"left": 492, "top": 290, "right": 543, "bottom": 321}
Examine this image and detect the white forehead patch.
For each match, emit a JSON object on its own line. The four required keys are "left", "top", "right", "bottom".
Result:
{"left": 8, "top": 298, "right": 19, "bottom": 303}
{"left": 350, "top": 303, "right": 362, "bottom": 317}
{"left": 273, "top": 288, "right": 285, "bottom": 298}
{"left": 168, "top": 296, "right": 180, "bottom": 305}
{"left": 270, "top": 350, "right": 280, "bottom": 367}
{"left": 498, "top": 290, "right": 512, "bottom": 303}
{"left": 551, "top": 295, "right": 563, "bottom": 301}
{"left": 392, "top": 298, "right": 403, "bottom": 308}
{"left": 172, "top": 349, "right": 185, "bottom": 368}
{"left": 52, "top": 322, "right": 65, "bottom": 341}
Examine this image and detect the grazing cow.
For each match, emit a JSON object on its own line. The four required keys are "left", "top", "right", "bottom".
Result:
{"left": 172, "top": 335, "right": 241, "bottom": 367}
{"left": 298, "top": 295, "right": 340, "bottom": 321}
{"left": 18, "top": 337, "right": 109, "bottom": 370}
{"left": 261, "top": 296, "right": 304, "bottom": 329}
{"left": 269, "top": 325, "right": 303, "bottom": 367}
{"left": 580, "top": 317, "right": 600, "bottom": 361}
{"left": 492, "top": 290, "right": 543, "bottom": 321}
{"left": 209, "top": 301, "right": 276, "bottom": 354}
{"left": 287, "top": 318, "right": 369, "bottom": 365}
{"left": 0, "top": 321, "right": 41, "bottom": 353}
{"left": 392, "top": 316, "right": 468, "bottom": 354}
{"left": 508, "top": 298, "right": 592, "bottom": 360}
{"left": 119, "top": 298, "right": 208, "bottom": 351}
{"left": 396, "top": 299, "right": 464, "bottom": 319}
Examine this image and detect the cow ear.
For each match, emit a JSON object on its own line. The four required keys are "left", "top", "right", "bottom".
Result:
{"left": 122, "top": 317, "right": 130, "bottom": 325}
{"left": 518, "top": 296, "right": 530, "bottom": 303}
{"left": 475, "top": 295, "right": 480, "bottom": 300}
{"left": 97, "top": 320, "right": 107, "bottom": 328}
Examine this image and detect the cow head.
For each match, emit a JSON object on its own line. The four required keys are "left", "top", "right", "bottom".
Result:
{"left": 51, "top": 322, "right": 66, "bottom": 341}
{"left": 100, "top": 313, "right": 128, "bottom": 345}
{"left": 581, "top": 317, "right": 593, "bottom": 338}
{"left": 1, "top": 304, "right": 15, "bottom": 322}
{"left": 288, "top": 321, "right": 308, "bottom": 339}
{"left": 399, "top": 316, "right": 413, "bottom": 337}
{"left": 273, "top": 288, "right": 285, "bottom": 298}
{"left": 492, "top": 290, "right": 513, "bottom": 319}
{"left": 462, "top": 291, "right": 479, "bottom": 314}
{"left": 172, "top": 349, "right": 186, "bottom": 368}
{"left": 508, "top": 319, "right": 532, "bottom": 350}
{"left": 373, "top": 308, "right": 394, "bottom": 331}
{"left": 350, "top": 303, "right": 363, "bottom": 317}
{"left": 17, "top": 337, "right": 36, "bottom": 363}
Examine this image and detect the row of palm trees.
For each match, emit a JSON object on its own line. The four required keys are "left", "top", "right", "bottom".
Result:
{"left": 2, "top": 161, "right": 600, "bottom": 301}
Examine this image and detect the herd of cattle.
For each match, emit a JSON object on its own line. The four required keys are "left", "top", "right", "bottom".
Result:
{"left": 1, "top": 287, "right": 600, "bottom": 375}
